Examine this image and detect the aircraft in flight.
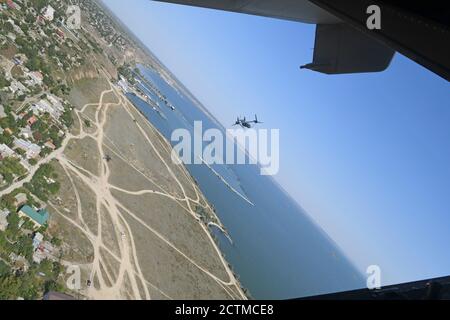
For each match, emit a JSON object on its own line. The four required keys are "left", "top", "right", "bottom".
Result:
{"left": 233, "top": 115, "right": 263, "bottom": 128}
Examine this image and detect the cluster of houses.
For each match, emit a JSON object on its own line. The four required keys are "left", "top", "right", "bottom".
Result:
{"left": 117, "top": 75, "right": 129, "bottom": 93}
{"left": 42, "top": 4, "right": 55, "bottom": 22}
{"left": 0, "top": 141, "right": 31, "bottom": 177}
{"left": 8, "top": 79, "right": 28, "bottom": 97}
{"left": 0, "top": 92, "right": 65, "bottom": 163}
{"left": 31, "top": 231, "right": 59, "bottom": 264}
{"left": 0, "top": 0, "right": 20, "bottom": 12}
{"left": 0, "top": 189, "right": 56, "bottom": 270}
{"left": 0, "top": 142, "right": 33, "bottom": 180}
{"left": 1, "top": 191, "right": 66, "bottom": 299}
{"left": 9, "top": 228, "right": 58, "bottom": 270}
{"left": 1, "top": 1, "right": 53, "bottom": 19}
{"left": 81, "top": 0, "right": 129, "bottom": 50}
{"left": 0, "top": 138, "right": 35, "bottom": 175}
{"left": 5, "top": 55, "right": 44, "bottom": 97}
{"left": 14, "top": 193, "right": 49, "bottom": 228}
{"left": 30, "top": 94, "right": 65, "bottom": 120}
{"left": 5, "top": 192, "right": 57, "bottom": 266}
{"left": 18, "top": 204, "right": 48, "bottom": 229}
{"left": 36, "top": 4, "right": 66, "bottom": 40}
{"left": 23, "top": 203, "right": 58, "bottom": 264}
{"left": 0, "top": 1, "right": 82, "bottom": 89}
{"left": 13, "top": 137, "right": 41, "bottom": 159}
{"left": 12, "top": 53, "right": 44, "bottom": 83}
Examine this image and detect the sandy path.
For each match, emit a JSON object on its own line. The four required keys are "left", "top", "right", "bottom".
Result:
{"left": 10, "top": 73, "right": 246, "bottom": 300}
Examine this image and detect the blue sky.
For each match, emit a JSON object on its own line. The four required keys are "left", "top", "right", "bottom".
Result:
{"left": 103, "top": 0, "right": 450, "bottom": 286}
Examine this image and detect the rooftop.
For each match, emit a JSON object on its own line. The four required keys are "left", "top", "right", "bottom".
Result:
{"left": 19, "top": 205, "right": 49, "bottom": 226}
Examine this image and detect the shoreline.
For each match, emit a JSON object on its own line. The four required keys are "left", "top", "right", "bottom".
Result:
{"left": 104, "top": 69, "right": 249, "bottom": 299}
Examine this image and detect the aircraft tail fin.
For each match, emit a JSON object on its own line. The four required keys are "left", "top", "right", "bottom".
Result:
{"left": 301, "top": 24, "right": 394, "bottom": 74}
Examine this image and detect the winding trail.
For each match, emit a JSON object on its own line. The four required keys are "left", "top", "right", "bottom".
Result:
{"left": 29, "top": 76, "right": 247, "bottom": 300}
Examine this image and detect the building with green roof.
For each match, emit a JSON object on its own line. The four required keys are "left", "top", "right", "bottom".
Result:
{"left": 18, "top": 205, "right": 49, "bottom": 228}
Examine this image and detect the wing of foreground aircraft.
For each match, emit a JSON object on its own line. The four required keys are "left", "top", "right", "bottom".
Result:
{"left": 153, "top": 0, "right": 450, "bottom": 81}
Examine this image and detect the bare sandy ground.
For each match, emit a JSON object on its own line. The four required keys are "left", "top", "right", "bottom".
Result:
{"left": 23, "top": 74, "right": 247, "bottom": 300}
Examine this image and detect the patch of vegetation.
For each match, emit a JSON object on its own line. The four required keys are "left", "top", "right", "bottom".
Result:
{"left": 24, "top": 164, "right": 60, "bottom": 202}
{"left": 0, "top": 113, "right": 19, "bottom": 134}
{"left": 0, "top": 21, "right": 13, "bottom": 34}
{"left": 30, "top": 117, "right": 63, "bottom": 148}
{"left": 118, "top": 64, "right": 136, "bottom": 85}
{"left": 0, "top": 258, "right": 64, "bottom": 300}
{"left": 0, "top": 133, "right": 13, "bottom": 146}
{"left": 10, "top": 65, "right": 23, "bottom": 79}
{"left": 0, "top": 158, "right": 27, "bottom": 185}
{"left": 61, "top": 108, "right": 74, "bottom": 128}
{"left": 30, "top": 0, "right": 50, "bottom": 11}
{"left": 0, "top": 72, "right": 11, "bottom": 89}
{"left": 0, "top": 188, "right": 39, "bottom": 218}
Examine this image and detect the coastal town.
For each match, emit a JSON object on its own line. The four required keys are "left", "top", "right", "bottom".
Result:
{"left": 0, "top": 0, "right": 246, "bottom": 300}
{"left": 0, "top": 0, "right": 139, "bottom": 300}
{"left": 0, "top": 0, "right": 80, "bottom": 299}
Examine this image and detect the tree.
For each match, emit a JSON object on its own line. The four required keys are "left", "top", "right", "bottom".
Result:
{"left": 0, "top": 275, "right": 20, "bottom": 299}
{"left": 0, "top": 134, "right": 13, "bottom": 146}
{"left": 47, "top": 181, "right": 60, "bottom": 194}
{"left": 0, "top": 261, "right": 9, "bottom": 277}
{"left": 50, "top": 237, "right": 62, "bottom": 247}
{"left": 0, "top": 72, "right": 10, "bottom": 89}
{"left": 30, "top": 0, "right": 48, "bottom": 11}
{"left": 61, "top": 109, "right": 73, "bottom": 128}
{"left": 25, "top": 56, "right": 42, "bottom": 71}
{"left": 15, "top": 235, "right": 34, "bottom": 262}
{"left": 2, "top": 194, "right": 16, "bottom": 212}
{"left": 2, "top": 22, "right": 13, "bottom": 33}
{"left": 25, "top": 14, "right": 35, "bottom": 24}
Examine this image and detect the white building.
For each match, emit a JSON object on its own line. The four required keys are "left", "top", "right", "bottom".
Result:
{"left": 9, "top": 80, "right": 29, "bottom": 95}
{"left": 28, "top": 71, "right": 43, "bottom": 86}
{"left": 31, "top": 95, "right": 64, "bottom": 119}
{"left": 33, "top": 232, "right": 44, "bottom": 250}
{"left": 118, "top": 76, "right": 129, "bottom": 93}
{"left": 42, "top": 5, "right": 55, "bottom": 21}
{"left": 20, "top": 126, "right": 33, "bottom": 139}
{"left": 31, "top": 100, "right": 50, "bottom": 115}
{"left": 33, "top": 240, "right": 58, "bottom": 264}
{"left": 47, "top": 94, "right": 64, "bottom": 112}
{"left": 13, "top": 138, "right": 41, "bottom": 159}
{"left": 0, "top": 143, "right": 15, "bottom": 158}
